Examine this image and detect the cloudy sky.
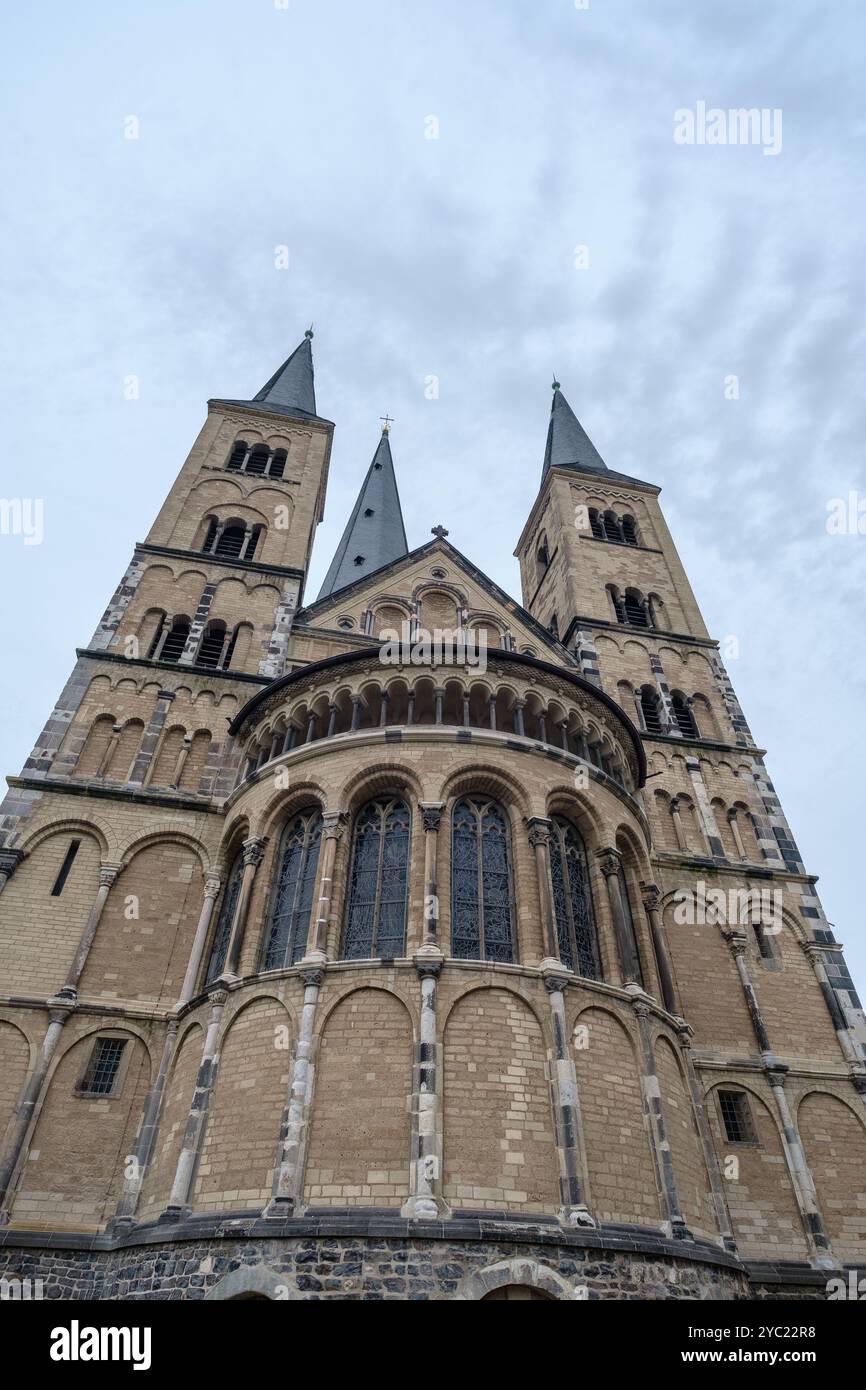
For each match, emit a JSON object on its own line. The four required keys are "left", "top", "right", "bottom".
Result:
{"left": 1, "top": 1, "right": 864, "bottom": 990}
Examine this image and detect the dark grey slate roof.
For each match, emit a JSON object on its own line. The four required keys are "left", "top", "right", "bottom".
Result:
{"left": 210, "top": 334, "right": 330, "bottom": 424}
{"left": 542, "top": 386, "right": 608, "bottom": 479}
{"left": 317, "top": 430, "right": 409, "bottom": 599}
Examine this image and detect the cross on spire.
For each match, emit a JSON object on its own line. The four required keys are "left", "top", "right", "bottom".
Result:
{"left": 431, "top": 524, "right": 449, "bottom": 540}
{"left": 380, "top": 414, "right": 395, "bottom": 433}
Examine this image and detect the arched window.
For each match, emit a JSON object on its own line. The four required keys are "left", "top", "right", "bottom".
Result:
{"left": 640, "top": 686, "right": 663, "bottom": 734}
{"left": 269, "top": 449, "right": 287, "bottom": 479}
{"left": 197, "top": 621, "right": 227, "bottom": 670}
{"left": 451, "top": 798, "right": 514, "bottom": 962}
{"left": 213, "top": 523, "right": 246, "bottom": 559}
{"left": 671, "top": 692, "right": 698, "bottom": 738}
{"left": 621, "top": 514, "right": 639, "bottom": 546}
{"left": 160, "top": 617, "right": 191, "bottom": 663}
{"left": 205, "top": 853, "right": 244, "bottom": 986}
{"left": 264, "top": 810, "right": 323, "bottom": 970}
{"left": 549, "top": 817, "right": 600, "bottom": 978}
{"left": 588, "top": 508, "right": 605, "bottom": 540}
{"left": 226, "top": 441, "right": 248, "bottom": 472}
{"left": 342, "top": 797, "right": 411, "bottom": 959}
{"left": 535, "top": 536, "right": 550, "bottom": 585}
{"left": 245, "top": 445, "right": 270, "bottom": 476}
{"left": 603, "top": 510, "right": 623, "bottom": 543}
{"left": 623, "top": 592, "right": 649, "bottom": 627}
{"left": 548, "top": 613, "right": 559, "bottom": 640}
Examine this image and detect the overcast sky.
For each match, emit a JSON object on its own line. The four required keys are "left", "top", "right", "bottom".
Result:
{"left": 1, "top": 0, "right": 863, "bottom": 991}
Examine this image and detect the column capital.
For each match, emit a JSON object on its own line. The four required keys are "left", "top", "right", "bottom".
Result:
{"left": 414, "top": 947, "right": 444, "bottom": 979}
{"left": 526, "top": 816, "right": 552, "bottom": 849}
{"left": 721, "top": 926, "right": 748, "bottom": 956}
{"left": 241, "top": 837, "right": 267, "bottom": 868}
{"left": 0, "top": 848, "right": 25, "bottom": 880}
{"left": 640, "top": 881, "right": 663, "bottom": 912}
{"left": 850, "top": 1075, "right": 866, "bottom": 1096}
{"left": 203, "top": 874, "right": 221, "bottom": 900}
{"left": 206, "top": 987, "right": 228, "bottom": 1006}
{"left": 765, "top": 1063, "right": 790, "bottom": 1087}
{"left": 322, "top": 812, "right": 348, "bottom": 842}
{"left": 596, "top": 846, "right": 621, "bottom": 878}
{"left": 420, "top": 804, "right": 443, "bottom": 834}
{"left": 543, "top": 973, "right": 570, "bottom": 996}
{"left": 98, "top": 861, "right": 125, "bottom": 888}
{"left": 299, "top": 968, "right": 325, "bottom": 988}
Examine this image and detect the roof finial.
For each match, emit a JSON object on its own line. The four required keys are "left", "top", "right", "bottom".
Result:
{"left": 551, "top": 376, "right": 561, "bottom": 392}
{"left": 380, "top": 413, "right": 394, "bottom": 434}
{"left": 431, "top": 524, "right": 449, "bottom": 540}
{"left": 304, "top": 324, "right": 314, "bottom": 339}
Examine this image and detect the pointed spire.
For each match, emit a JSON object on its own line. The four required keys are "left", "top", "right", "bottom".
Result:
{"left": 317, "top": 425, "right": 409, "bottom": 600}
{"left": 541, "top": 383, "right": 608, "bottom": 480}
{"left": 211, "top": 330, "right": 324, "bottom": 422}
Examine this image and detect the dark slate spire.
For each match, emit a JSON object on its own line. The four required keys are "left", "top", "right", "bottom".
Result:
{"left": 211, "top": 328, "right": 324, "bottom": 422}
{"left": 317, "top": 426, "right": 409, "bottom": 599}
{"left": 541, "top": 381, "right": 608, "bottom": 480}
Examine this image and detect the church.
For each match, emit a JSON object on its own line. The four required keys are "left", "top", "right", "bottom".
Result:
{"left": 0, "top": 331, "right": 863, "bottom": 1300}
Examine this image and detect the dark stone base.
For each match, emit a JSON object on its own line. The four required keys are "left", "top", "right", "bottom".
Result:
{"left": 0, "top": 1211, "right": 833, "bottom": 1301}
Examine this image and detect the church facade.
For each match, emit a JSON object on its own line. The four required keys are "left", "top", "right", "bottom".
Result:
{"left": 0, "top": 333, "right": 863, "bottom": 1301}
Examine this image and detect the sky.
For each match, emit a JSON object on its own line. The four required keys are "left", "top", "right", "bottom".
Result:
{"left": 0, "top": 0, "right": 864, "bottom": 991}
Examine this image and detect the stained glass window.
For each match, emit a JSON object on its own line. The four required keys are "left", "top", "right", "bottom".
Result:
{"left": 342, "top": 797, "right": 411, "bottom": 959}
{"left": 205, "top": 851, "right": 244, "bottom": 985}
{"left": 264, "top": 810, "right": 323, "bottom": 970}
{"left": 549, "top": 817, "right": 601, "bottom": 979}
{"left": 451, "top": 798, "right": 515, "bottom": 962}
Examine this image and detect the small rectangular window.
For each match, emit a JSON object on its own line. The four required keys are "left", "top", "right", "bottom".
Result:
{"left": 50, "top": 839, "right": 81, "bottom": 897}
{"left": 719, "top": 1090, "right": 756, "bottom": 1144}
{"left": 80, "top": 1038, "right": 126, "bottom": 1096}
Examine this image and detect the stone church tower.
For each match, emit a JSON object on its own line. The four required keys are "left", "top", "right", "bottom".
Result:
{"left": 0, "top": 334, "right": 863, "bottom": 1301}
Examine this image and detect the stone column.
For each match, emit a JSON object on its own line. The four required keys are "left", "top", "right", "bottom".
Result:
{"left": 670, "top": 798, "right": 688, "bottom": 852}
{"left": 379, "top": 692, "right": 389, "bottom": 728}
{"left": 171, "top": 734, "right": 192, "bottom": 788}
{"left": 728, "top": 810, "right": 747, "bottom": 861}
{"left": 675, "top": 1020, "right": 737, "bottom": 1253}
{"left": 801, "top": 941, "right": 866, "bottom": 1082}
{"left": 632, "top": 997, "right": 691, "bottom": 1240}
{"left": 306, "top": 814, "right": 347, "bottom": 959}
{"left": 433, "top": 687, "right": 444, "bottom": 725}
{"left": 350, "top": 695, "right": 363, "bottom": 732}
{"left": 597, "top": 849, "right": 641, "bottom": 985}
{"left": 305, "top": 711, "right": 317, "bottom": 743}
{"left": 641, "top": 883, "right": 678, "bottom": 1015}
{"left": 402, "top": 953, "right": 449, "bottom": 1218}
{"left": 722, "top": 928, "right": 835, "bottom": 1264}
{"left": 487, "top": 695, "right": 497, "bottom": 730}
{"left": 222, "top": 838, "right": 266, "bottom": 978}
{"left": 0, "top": 1002, "right": 72, "bottom": 1221}
{"left": 112, "top": 1019, "right": 179, "bottom": 1230}
{"left": 420, "top": 804, "right": 443, "bottom": 949}
{"left": 512, "top": 699, "right": 525, "bottom": 737}
{"left": 544, "top": 973, "right": 595, "bottom": 1228}
{"left": 527, "top": 818, "right": 560, "bottom": 964}
{"left": 265, "top": 968, "right": 324, "bottom": 1216}
{"left": 178, "top": 874, "right": 222, "bottom": 1005}
{"left": 0, "top": 848, "right": 24, "bottom": 897}
{"left": 162, "top": 991, "right": 227, "bottom": 1221}
{"left": 57, "top": 862, "right": 124, "bottom": 1000}
{"left": 95, "top": 724, "right": 122, "bottom": 778}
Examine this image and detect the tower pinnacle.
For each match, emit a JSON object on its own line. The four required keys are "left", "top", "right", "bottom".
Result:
{"left": 542, "top": 383, "right": 607, "bottom": 480}
{"left": 317, "top": 427, "right": 409, "bottom": 599}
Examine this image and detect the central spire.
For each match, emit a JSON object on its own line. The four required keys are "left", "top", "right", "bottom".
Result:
{"left": 541, "top": 383, "right": 608, "bottom": 480}
{"left": 317, "top": 425, "right": 409, "bottom": 599}
{"left": 211, "top": 330, "right": 323, "bottom": 422}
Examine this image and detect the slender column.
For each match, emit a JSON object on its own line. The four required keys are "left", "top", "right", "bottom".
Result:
{"left": 597, "top": 848, "right": 641, "bottom": 985}
{"left": 306, "top": 814, "right": 347, "bottom": 958}
{"left": 179, "top": 874, "right": 222, "bottom": 1005}
{"left": 641, "top": 883, "right": 678, "bottom": 1014}
{"left": 238, "top": 524, "right": 253, "bottom": 560}
{"left": 487, "top": 695, "right": 496, "bottom": 730}
{"left": 269, "top": 732, "right": 282, "bottom": 761}
{"left": 162, "top": 992, "right": 227, "bottom": 1220}
{"left": 407, "top": 690, "right": 416, "bottom": 726}
{"left": 326, "top": 702, "right": 338, "bottom": 738}
{"left": 402, "top": 954, "right": 449, "bottom": 1218}
{"left": 222, "top": 837, "right": 266, "bottom": 977}
{"left": 57, "top": 863, "right": 123, "bottom": 999}
{"left": 379, "top": 692, "right": 389, "bottom": 728}
{"left": 433, "top": 687, "right": 444, "bottom": 725}
{"left": 305, "top": 711, "right": 316, "bottom": 743}
{"left": 632, "top": 997, "right": 691, "bottom": 1240}
{"left": 150, "top": 615, "right": 170, "bottom": 659}
{"left": 96, "top": 724, "right": 122, "bottom": 778}
{"left": 675, "top": 1020, "right": 737, "bottom": 1252}
{"left": 0, "top": 849, "right": 24, "bottom": 897}
{"left": 282, "top": 724, "right": 298, "bottom": 754}
{"left": 265, "top": 968, "right": 324, "bottom": 1216}
{"left": 801, "top": 941, "right": 866, "bottom": 1082}
{"left": 171, "top": 734, "right": 191, "bottom": 788}
{"left": 557, "top": 719, "right": 569, "bottom": 751}
{"left": 421, "top": 804, "right": 443, "bottom": 948}
{"left": 112, "top": 1020, "right": 179, "bottom": 1229}
{"left": 537, "top": 712, "right": 547, "bottom": 743}
{"left": 217, "top": 629, "right": 233, "bottom": 670}
{"left": 0, "top": 1003, "right": 72, "bottom": 1220}
{"left": 527, "top": 818, "right": 560, "bottom": 963}
{"left": 722, "top": 927, "right": 835, "bottom": 1263}
{"left": 670, "top": 798, "right": 688, "bottom": 852}
{"left": 461, "top": 693, "right": 470, "bottom": 726}
{"left": 350, "top": 695, "right": 363, "bottom": 732}
{"left": 512, "top": 699, "right": 525, "bottom": 737}
{"left": 544, "top": 973, "right": 595, "bottom": 1227}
